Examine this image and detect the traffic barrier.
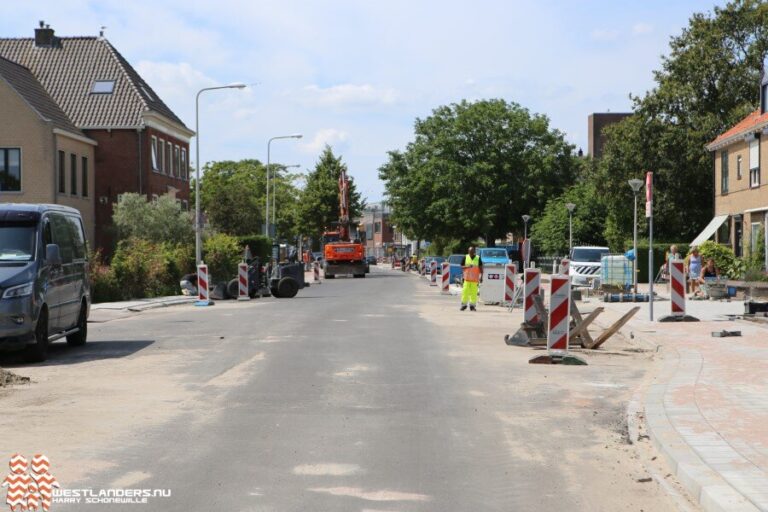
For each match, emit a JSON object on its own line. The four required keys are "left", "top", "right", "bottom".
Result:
{"left": 430, "top": 260, "right": 437, "bottom": 286}
{"left": 441, "top": 262, "right": 450, "bottom": 294}
{"left": 196, "top": 263, "right": 212, "bottom": 306}
{"left": 523, "top": 268, "right": 541, "bottom": 324}
{"left": 559, "top": 258, "right": 570, "bottom": 275}
{"left": 503, "top": 263, "right": 517, "bottom": 305}
{"left": 313, "top": 261, "right": 321, "bottom": 284}
{"left": 547, "top": 275, "right": 571, "bottom": 353}
{"left": 238, "top": 262, "right": 249, "bottom": 301}
{"left": 670, "top": 261, "right": 685, "bottom": 317}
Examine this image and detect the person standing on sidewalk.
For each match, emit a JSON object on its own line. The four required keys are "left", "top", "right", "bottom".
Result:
{"left": 460, "top": 246, "right": 483, "bottom": 311}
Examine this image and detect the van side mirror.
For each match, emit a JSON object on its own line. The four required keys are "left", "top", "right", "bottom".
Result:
{"left": 46, "top": 244, "right": 62, "bottom": 266}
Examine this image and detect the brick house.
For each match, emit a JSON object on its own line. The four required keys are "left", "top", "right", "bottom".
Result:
{"left": 704, "top": 74, "right": 768, "bottom": 269}
{"left": 0, "top": 22, "right": 194, "bottom": 252}
{"left": 0, "top": 56, "right": 96, "bottom": 243}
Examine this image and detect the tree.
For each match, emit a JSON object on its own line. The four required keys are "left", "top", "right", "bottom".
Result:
{"left": 297, "top": 146, "right": 365, "bottom": 240}
{"left": 199, "top": 159, "right": 300, "bottom": 239}
{"left": 112, "top": 193, "right": 193, "bottom": 245}
{"left": 379, "top": 99, "right": 578, "bottom": 245}
{"left": 596, "top": 0, "right": 768, "bottom": 246}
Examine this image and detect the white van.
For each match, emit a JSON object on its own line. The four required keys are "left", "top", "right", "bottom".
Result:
{"left": 568, "top": 246, "right": 609, "bottom": 287}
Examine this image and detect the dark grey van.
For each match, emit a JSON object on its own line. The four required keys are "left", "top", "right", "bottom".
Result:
{"left": 0, "top": 204, "right": 90, "bottom": 362}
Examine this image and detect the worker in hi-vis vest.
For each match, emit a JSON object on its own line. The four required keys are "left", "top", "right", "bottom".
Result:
{"left": 460, "top": 246, "right": 483, "bottom": 311}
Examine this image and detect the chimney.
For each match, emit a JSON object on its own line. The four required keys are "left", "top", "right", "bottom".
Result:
{"left": 34, "top": 21, "right": 56, "bottom": 47}
{"left": 761, "top": 67, "right": 768, "bottom": 114}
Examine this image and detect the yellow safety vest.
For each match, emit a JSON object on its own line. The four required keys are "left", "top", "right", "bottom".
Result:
{"left": 463, "top": 254, "right": 481, "bottom": 282}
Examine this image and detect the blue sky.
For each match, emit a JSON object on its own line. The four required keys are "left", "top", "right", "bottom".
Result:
{"left": 2, "top": 1, "right": 718, "bottom": 201}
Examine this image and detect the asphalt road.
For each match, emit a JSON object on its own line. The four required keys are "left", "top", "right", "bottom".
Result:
{"left": 2, "top": 267, "right": 688, "bottom": 511}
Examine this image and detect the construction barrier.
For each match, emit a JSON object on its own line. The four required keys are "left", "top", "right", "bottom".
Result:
{"left": 430, "top": 260, "right": 437, "bottom": 286}
{"left": 559, "top": 258, "right": 570, "bottom": 275}
{"left": 238, "top": 262, "right": 249, "bottom": 301}
{"left": 313, "top": 261, "right": 321, "bottom": 283}
{"left": 524, "top": 268, "right": 541, "bottom": 324}
{"left": 547, "top": 275, "right": 571, "bottom": 353}
{"left": 196, "top": 263, "right": 211, "bottom": 306}
{"left": 441, "top": 262, "right": 450, "bottom": 294}
{"left": 670, "top": 260, "right": 685, "bottom": 317}
{"left": 503, "top": 263, "right": 517, "bottom": 305}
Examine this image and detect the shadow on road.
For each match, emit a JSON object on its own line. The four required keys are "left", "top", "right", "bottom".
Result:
{"left": 0, "top": 339, "right": 155, "bottom": 368}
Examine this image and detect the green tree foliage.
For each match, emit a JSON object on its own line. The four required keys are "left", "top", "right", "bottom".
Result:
{"left": 297, "top": 146, "right": 365, "bottom": 240}
{"left": 379, "top": 99, "right": 578, "bottom": 245}
{"left": 203, "top": 233, "right": 242, "bottom": 282}
{"left": 596, "top": 0, "right": 768, "bottom": 245}
{"left": 530, "top": 180, "right": 608, "bottom": 255}
{"left": 112, "top": 193, "right": 193, "bottom": 245}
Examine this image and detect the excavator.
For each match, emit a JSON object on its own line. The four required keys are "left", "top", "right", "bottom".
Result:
{"left": 322, "top": 168, "right": 367, "bottom": 278}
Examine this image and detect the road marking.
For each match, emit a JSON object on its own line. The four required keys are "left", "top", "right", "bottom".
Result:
{"left": 332, "top": 319, "right": 348, "bottom": 322}
{"left": 205, "top": 352, "right": 265, "bottom": 387}
{"left": 308, "top": 487, "right": 432, "bottom": 502}
{"left": 293, "top": 463, "right": 362, "bottom": 476}
{"left": 334, "top": 364, "right": 371, "bottom": 377}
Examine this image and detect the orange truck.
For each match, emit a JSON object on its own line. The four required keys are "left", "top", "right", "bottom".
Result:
{"left": 322, "top": 169, "right": 367, "bottom": 279}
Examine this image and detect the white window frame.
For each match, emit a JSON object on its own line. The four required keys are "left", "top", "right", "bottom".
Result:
{"left": 737, "top": 154, "right": 743, "bottom": 180}
{"left": 167, "top": 141, "right": 173, "bottom": 177}
{"left": 151, "top": 136, "right": 159, "bottom": 171}
{"left": 174, "top": 145, "right": 180, "bottom": 178}
{"left": 749, "top": 137, "right": 760, "bottom": 188}
{"left": 181, "top": 148, "right": 187, "bottom": 180}
{"left": 721, "top": 150, "right": 729, "bottom": 194}
{"left": 0, "top": 147, "right": 22, "bottom": 192}
{"left": 159, "top": 138, "right": 166, "bottom": 174}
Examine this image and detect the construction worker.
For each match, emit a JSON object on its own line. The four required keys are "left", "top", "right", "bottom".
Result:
{"left": 460, "top": 246, "right": 483, "bottom": 311}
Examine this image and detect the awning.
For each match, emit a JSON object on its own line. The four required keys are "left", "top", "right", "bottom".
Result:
{"left": 691, "top": 214, "right": 729, "bottom": 247}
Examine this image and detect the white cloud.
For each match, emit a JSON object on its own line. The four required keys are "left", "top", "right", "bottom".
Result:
{"left": 135, "top": 61, "right": 218, "bottom": 107}
{"left": 301, "top": 129, "right": 350, "bottom": 154}
{"left": 300, "top": 84, "right": 397, "bottom": 108}
{"left": 632, "top": 22, "right": 654, "bottom": 35}
{"left": 590, "top": 29, "right": 620, "bottom": 42}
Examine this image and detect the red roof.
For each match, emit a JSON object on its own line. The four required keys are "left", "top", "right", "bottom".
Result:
{"left": 709, "top": 109, "right": 768, "bottom": 148}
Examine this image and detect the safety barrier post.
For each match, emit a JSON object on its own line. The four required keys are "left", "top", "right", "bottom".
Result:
{"left": 659, "top": 260, "right": 698, "bottom": 322}
{"left": 529, "top": 274, "right": 586, "bottom": 365}
{"left": 195, "top": 263, "right": 212, "bottom": 306}
{"left": 523, "top": 268, "right": 541, "bottom": 325}
{"left": 559, "top": 258, "right": 570, "bottom": 276}
{"left": 429, "top": 260, "right": 437, "bottom": 286}
{"left": 313, "top": 261, "right": 322, "bottom": 284}
{"left": 503, "top": 263, "right": 517, "bottom": 305}
{"left": 441, "top": 262, "right": 450, "bottom": 294}
{"left": 237, "top": 262, "right": 250, "bottom": 301}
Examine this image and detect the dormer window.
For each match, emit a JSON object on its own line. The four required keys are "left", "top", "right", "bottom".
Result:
{"left": 91, "top": 80, "right": 115, "bottom": 94}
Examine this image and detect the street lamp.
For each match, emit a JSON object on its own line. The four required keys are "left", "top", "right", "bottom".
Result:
{"left": 565, "top": 202, "right": 576, "bottom": 253}
{"left": 628, "top": 178, "right": 644, "bottom": 294}
{"left": 272, "top": 164, "right": 301, "bottom": 238}
{"left": 522, "top": 214, "right": 531, "bottom": 268}
{"left": 265, "top": 134, "right": 302, "bottom": 237}
{"left": 195, "top": 83, "right": 246, "bottom": 265}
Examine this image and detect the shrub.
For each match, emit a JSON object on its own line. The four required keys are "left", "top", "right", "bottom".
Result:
{"left": 110, "top": 238, "right": 189, "bottom": 299}
{"left": 113, "top": 193, "right": 194, "bottom": 245}
{"left": 235, "top": 234, "right": 272, "bottom": 262}
{"left": 697, "top": 240, "right": 736, "bottom": 278}
{"left": 89, "top": 250, "right": 121, "bottom": 303}
{"left": 203, "top": 233, "right": 241, "bottom": 283}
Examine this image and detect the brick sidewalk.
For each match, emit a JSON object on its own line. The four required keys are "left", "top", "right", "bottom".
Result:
{"left": 595, "top": 298, "right": 768, "bottom": 512}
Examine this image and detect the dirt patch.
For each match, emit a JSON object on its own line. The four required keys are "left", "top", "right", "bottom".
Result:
{"left": 0, "top": 368, "right": 30, "bottom": 387}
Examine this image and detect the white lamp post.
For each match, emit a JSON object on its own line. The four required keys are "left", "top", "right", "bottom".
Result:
{"left": 195, "top": 83, "right": 246, "bottom": 265}
{"left": 628, "top": 178, "right": 644, "bottom": 294}
{"left": 265, "top": 134, "right": 302, "bottom": 237}
{"left": 565, "top": 202, "right": 576, "bottom": 253}
{"left": 522, "top": 214, "right": 531, "bottom": 268}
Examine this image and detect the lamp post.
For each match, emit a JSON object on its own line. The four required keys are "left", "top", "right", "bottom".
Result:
{"left": 628, "top": 178, "right": 644, "bottom": 294}
{"left": 522, "top": 214, "right": 531, "bottom": 268}
{"left": 272, "top": 163, "right": 300, "bottom": 239}
{"left": 265, "top": 134, "right": 302, "bottom": 237}
{"left": 195, "top": 83, "right": 246, "bottom": 265}
{"left": 565, "top": 202, "right": 576, "bottom": 253}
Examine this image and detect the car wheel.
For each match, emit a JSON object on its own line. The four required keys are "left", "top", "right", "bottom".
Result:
{"left": 25, "top": 307, "right": 49, "bottom": 362}
{"left": 326, "top": 274, "right": 336, "bottom": 279}
{"left": 276, "top": 277, "right": 299, "bottom": 298}
{"left": 353, "top": 273, "right": 365, "bottom": 278}
{"left": 66, "top": 302, "right": 88, "bottom": 346}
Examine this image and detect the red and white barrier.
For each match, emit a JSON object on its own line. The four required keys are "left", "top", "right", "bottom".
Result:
{"left": 559, "top": 258, "right": 570, "bottom": 275}
{"left": 313, "top": 261, "right": 321, "bottom": 283}
{"left": 503, "top": 263, "right": 517, "bottom": 304}
{"left": 524, "top": 268, "right": 541, "bottom": 324}
{"left": 238, "top": 262, "right": 249, "bottom": 301}
{"left": 429, "top": 260, "right": 437, "bottom": 286}
{"left": 441, "top": 262, "right": 450, "bottom": 294}
{"left": 547, "top": 275, "right": 571, "bottom": 353}
{"left": 197, "top": 263, "right": 210, "bottom": 304}
{"left": 670, "top": 260, "right": 685, "bottom": 317}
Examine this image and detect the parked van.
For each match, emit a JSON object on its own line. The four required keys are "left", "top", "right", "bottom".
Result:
{"left": 569, "top": 245, "right": 610, "bottom": 287}
{"left": 0, "top": 204, "right": 90, "bottom": 362}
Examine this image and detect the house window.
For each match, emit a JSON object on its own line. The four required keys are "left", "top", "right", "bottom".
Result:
{"left": 70, "top": 154, "right": 77, "bottom": 195}
{"left": 0, "top": 148, "right": 21, "bottom": 191}
{"left": 58, "top": 150, "right": 65, "bottom": 193}
{"left": 721, "top": 150, "right": 729, "bottom": 194}
{"left": 174, "top": 145, "right": 180, "bottom": 178}
{"left": 159, "top": 139, "right": 165, "bottom": 173}
{"left": 166, "top": 142, "right": 172, "bottom": 176}
{"left": 181, "top": 149, "right": 187, "bottom": 180}
{"left": 81, "top": 157, "right": 88, "bottom": 197}
{"left": 151, "top": 136, "right": 159, "bottom": 171}
{"left": 91, "top": 80, "right": 115, "bottom": 94}
{"left": 737, "top": 154, "right": 743, "bottom": 180}
{"left": 374, "top": 222, "right": 381, "bottom": 233}
{"left": 751, "top": 222, "right": 761, "bottom": 255}
{"left": 181, "top": 199, "right": 189, "bottom": 210}
{"left": 749, "top": 136, "right": 760, "bottom": 187}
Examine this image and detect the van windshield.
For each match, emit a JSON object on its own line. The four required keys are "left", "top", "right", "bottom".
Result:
{"left": 480, "top": 249, "right": 507, "bottom": 259}
{"left": 571, "top": 248, "right": 608, "bottom": 263}
{"left": 0, "top": 224, "right": 36, "bottom": 261}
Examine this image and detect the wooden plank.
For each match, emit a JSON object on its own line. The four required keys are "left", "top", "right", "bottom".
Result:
{"left": 588, "top": 306, "right": 640, "bottom": 349}
{"left": 569, "top": 305, "right": 603, "bottom": 347}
